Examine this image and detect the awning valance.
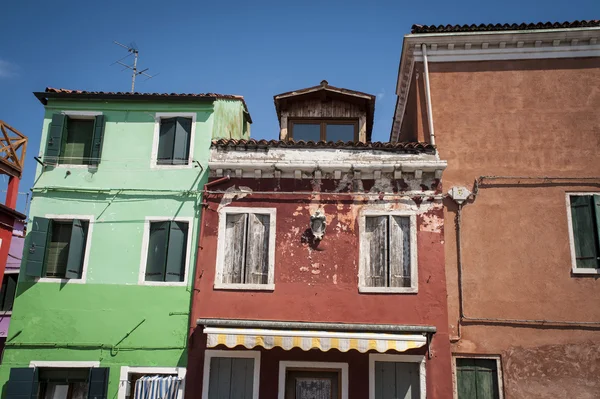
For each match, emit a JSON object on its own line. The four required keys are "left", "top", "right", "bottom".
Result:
{"left": 204, "top": 327, "right": 427, "bottom": 353}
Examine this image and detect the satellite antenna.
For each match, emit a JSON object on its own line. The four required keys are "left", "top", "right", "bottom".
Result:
{"left": 112, "top": 41, "right": 158, "bottom": 93}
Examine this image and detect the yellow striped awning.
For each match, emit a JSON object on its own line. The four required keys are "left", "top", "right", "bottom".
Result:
{"left": 203, "top": 327, "right": 427, "bottom": 353}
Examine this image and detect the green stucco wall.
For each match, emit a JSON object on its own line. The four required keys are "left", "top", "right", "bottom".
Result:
{"left": 0, "top": 97, "right": 248, "bottom": 397}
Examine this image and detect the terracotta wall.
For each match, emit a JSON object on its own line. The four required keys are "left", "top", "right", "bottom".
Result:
{"left": 403, "top": 58, "right": 600, "bottom": 398}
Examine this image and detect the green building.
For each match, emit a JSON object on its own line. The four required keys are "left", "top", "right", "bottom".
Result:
{"left": 1, "top": 88, "right": 250, "bottom": 399}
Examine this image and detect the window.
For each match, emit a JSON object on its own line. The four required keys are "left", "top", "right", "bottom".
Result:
{"left": 143, "top": 221, "right": 189, "bottom": 283}
{"left": 154, "top": 113, "right": 195, "bottom": 166}
{"left": 215, "top": 208, "right": 276, "bottom": 290}
{"left": 289, "top": 119, "right": 358, "bottom": 142}
{"left": 202, "top": 351, "right": 260, "bottom": 399}
{"left": 369, "top": 354, "right": 424, "bottom": 399}
{"left": 25, "top": 216, "right": 92, "bottom": 281}
{"left": 118, "top": 367, "right": 186, "bottom": 399}
{"left": 359, "top": 211, "right": 417, "bottom": 293}
{"left": 44, "top": 113, "right": 105, "bottom": 166}
{"left": 568, "top": 194, "right": 600, "bottom": 273}
{"left": 455, "top": 358, "right": 502, "bottom": 399}
{"left": 0, "top": 273, "right": 18, "bottom": 312}
{"left": 279, "top": 361, "right": 348, "bottom": 399}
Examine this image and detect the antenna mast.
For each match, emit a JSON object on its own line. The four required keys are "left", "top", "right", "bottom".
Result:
{"left": 112, "top": 41, "right": 158, "bottom": 93}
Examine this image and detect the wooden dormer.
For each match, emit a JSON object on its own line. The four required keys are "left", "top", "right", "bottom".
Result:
{"left": 274, "top": 80, "right": 376, "bottom": 143}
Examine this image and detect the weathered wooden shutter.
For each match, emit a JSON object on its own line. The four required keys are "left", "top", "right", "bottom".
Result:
{"left": 223, "top": 214, "right": 248, "bottom": 284}
{"left": 65, "top": 219, "right": 87, "bottom": 279}
{"left": 365, "top": 216, "right": 388, "bottom": 287}
{"left": 165, "top": 221, "right": 188, "bottom": 282}
{"left": 389, "top": 216, "right": 411, "bottom": 287}
{"left": 173, "top": 117, "right": 192, "bottom": 165}
{"left": 87, "top": 367, "right": 109, "bottom": 399}
{"left": 157, "top": 118, "right": 176, "bottom": 165}
{"left": 1, "top": 274, "right": 18, "bottom": 311}
{"left": 90, "top": 115, "right": 106, "bottom": 165}
{"left": 5, "top": 367, "right": 39, "bottom": 399}
{"left": 374, "top": 362, "right": 420, "bottom": 399}
{"left": 456, "top": 358, "right": 500, "bottom": 399}
{"left": 146, "top": 221, "right": 169, "bottom": 281}
{"left": 245, "top": 214, "right": 270, "bottom": 284}
{"left": 44, "top": 114, "right": 67, "bottom": 165}
{"left": 208, "top": 357, "right": 254, "bottom": 399}
{"left": 25, "top": 217, "right": 51, "bottom": 277}
{"left": 570, "top": 196, "right": 600, "bottom": 269}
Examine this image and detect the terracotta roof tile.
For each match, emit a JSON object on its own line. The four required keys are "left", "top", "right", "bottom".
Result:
{"left": 411, "top": 20, "right": 600, "bottom": 34}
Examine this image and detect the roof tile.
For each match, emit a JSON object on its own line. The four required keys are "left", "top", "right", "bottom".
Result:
{"left": 411, "top": 20, "right": 600, "bottom": 34}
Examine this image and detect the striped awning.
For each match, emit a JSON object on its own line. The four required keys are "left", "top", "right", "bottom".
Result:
{"left": 204, "top": 327, "right": 427, "bottom": 353}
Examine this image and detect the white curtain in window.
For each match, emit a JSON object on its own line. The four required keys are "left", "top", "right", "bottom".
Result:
{"left": 134, "top": 375, "right": 180, "bottom": 399}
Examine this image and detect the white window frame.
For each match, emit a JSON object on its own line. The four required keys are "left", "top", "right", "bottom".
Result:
{"left": 29, "top": 360, "right": 100, "bottom": 368}
{"left": 35, "top": 214, "right": 95, "bottom": 284}
{"left": 278, "top": 360, "right": 348, "bottom": 399}
{"left": 52, "top": 111, "right": 103, "bottom": 169}
{"left": 215, "top": 207, "right": 276, "bottom": 291}
{"left": 452, "top": 355, "right": 504, "bottom": 399}
{"left": 151, "top": 112, "right": 197, "bottom": 169}
{"left": 138, "top": 216, "right": 194, "bottom": 286}
{"left": 369, "top": 354, "right": 426, "bottom": 399}
{"left": 0, "top": 269, "right": 19, "bottom": 316}
{"left": 358, "top": 209, "right": 418, "bottom": 293}
{"left": 202, "top": 350, "right": 260, "bottom": 399}
{"left": 118, "top": 366, "right": 186, "bottom": 399}
{"left": 565, "top": 192, "right": 600, "bottom": 275}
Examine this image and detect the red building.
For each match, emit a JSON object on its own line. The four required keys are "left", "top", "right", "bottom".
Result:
{"left": 187, "top": 83, "right": 452, "bottom": 398}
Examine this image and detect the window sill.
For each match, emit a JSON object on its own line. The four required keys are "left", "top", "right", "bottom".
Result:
{"left": 0, "top": 311, "right": 12, "bottom": 316}
{"left": 214, "top": 283, "right": 275, "bottom": 291}
{"left": 150, "top": 162, "right": 194, "bottom": 170}
{"left": 572, "top": 268, "right": 600, "bottom": 275}
{"left": 139, "top": 281, "right": 188, "bottom": 287}
{"left": 51, "top": 163, "right": 95, "bottom": 169}
{"left": 358, "top": 286, "right": 418, "bottom": 294}
{"left": 35, "top": 277, "right": 85, "bottom": 284}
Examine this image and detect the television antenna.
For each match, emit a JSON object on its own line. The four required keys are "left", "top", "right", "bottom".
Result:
{"left": 112, "top": 41, "right": 158, "bottom": 93}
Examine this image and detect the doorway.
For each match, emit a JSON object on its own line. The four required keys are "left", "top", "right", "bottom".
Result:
{"left": 285, "top": 369, "right": 340, "bottom": 399}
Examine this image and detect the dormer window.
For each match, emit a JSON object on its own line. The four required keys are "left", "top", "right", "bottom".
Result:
{"left": 289, "top": 119, "right": 358, "bottom": 142}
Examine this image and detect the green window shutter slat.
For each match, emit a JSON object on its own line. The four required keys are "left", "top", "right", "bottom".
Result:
{"left": 570, "top": 196, "right": 600, "bottom": 269}
{"left": 394, "top": 362, "right": 420, "bottom": 399}
{"left": 6, "top": 367, "right": 39, "bottom": 399}
{"left": 1, "top": 274, "right": 18, "bottom": 311}
{"left": 365, "top": 216, "right": 388, "bottom": 287}
{"left": 65, "top": 219, "right": 87, "bottom": 279}
{"left": 456, "top": 359, "right": 478, "bottom": 399}
{"left": 223, "top": 214, "right": 248, "bottom": 284}
{"left": 245, "top": 213, "right": 270, "bottom": 284}
{"left": 594, "top": 195, "right": 600, "bottom": 257}
{"left": 165, "top": 221, "right": 188, "bottom": 282}
{"left": 90, "top": 115, "right": 106, "bottom": 165}
{"left": 173, "top": 117, "right": 192, "bottom": 165}
{"left": 157, "top": 118, "right": 176, "bottom": 165}
{"left": 44, "top": 114, "right": 67, "bottom": 165}
{"left": 389, "top": 216, "right": 411, "bottom": 288}
{"left": 87, "top": 367, "right": 109, "bottom": 399}
{"left": 230, "top": 358, "right": 254, "bottom": 398}
{"left": 146, "top": 221, "right": 169, "bottom": 281}
{"left": 25, "top": 217, "right": 51, "bottom": 277}
{"left": 208, "top": 357, "right": 232, "bottom": 399}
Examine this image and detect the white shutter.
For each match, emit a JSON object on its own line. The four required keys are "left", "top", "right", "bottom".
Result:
{"left": 223, "top": 214, "right": 247, "bottom": 284}
{"left": 389, "top": 216, "right": 411, "bottom": 287}
{"left": 365, "top": 216, "right": 388, "bottom": 287}
{"left": 245, "top": 213, "right": 270, "bottom": 284}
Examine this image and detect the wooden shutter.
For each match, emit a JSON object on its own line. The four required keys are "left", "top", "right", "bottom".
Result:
{"left": 87, "top": 368, "right": 109, "bottom": 399}
{"left": 374, "top": 362, "right": 420, "bottom": 399}
{"left": 165, "top": 221, "right": 188, "bottom": 282}
{"left": 25, "top": 217, "right": 51, "bottom": 277}
{"left": 365, "top": 216, "right": 388, "bottom": 287}
{"left": 245, "top": 213, "right": 270, "bottom": 284}
{"left": 208, "top": 357, "right": 254, "bottom": 399}
{"left": 5, "top": 367, "right": 38, "bottom": 399}
{"left": 45, "top": 222, "right": 72, "bottom": 278}
{"left": 389, "top": 216, "right": 411, "bottom": 287}
{"left": 63, "top": 119, "right": 94, "bottom": 165}
{"left": 157, "top": 118, "right": 176, "bottom": 165}
{"left": 570, "top": 196, "right": 600, "bottom": 269}
{"left": 146, "top": 222, "right": 169, "bottom": 281}
{"left": 65, "top": 219, "right": 87, "bottom": 279}
{"left": 1, "top": 274, "right": 18, "bottom": 311}
{"left": 173, "top": 117, "right": 192, "bottom": 165}
{"left": 456, "top": 358, "right": 500, "bottom": 399}
{"left": 90, "top": 115, "right": 106, "bottom": 165}
{"left": 44, "top": 114, "right": 67, "bottom": 164}
{"left": 223, "top": 214, "right": 248, "bottom": 284}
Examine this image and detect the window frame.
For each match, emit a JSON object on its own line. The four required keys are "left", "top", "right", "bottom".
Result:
{"left": 288, "top": 118, "right": 359, "bottom": 142}
{"left": 118, "top": 366, "right": 186, "bottom": 399}
{"left": 369, "top": 354, "right": 426, "bottom": 399}
{"left": 278, "top": 360, "right": 348, "bottom": 399}
{"left": 138, "top": 216, "right": 194, "bottom": 286}
{"left": 35, "top": 214, "right": 94, "bottom": 284}
{"left": 202, "top": 350, "right": 260, "bottom": 399}
{"left": 0, "top": 270, "right": 19, "bottom": 315}
{"left": 53, "top": 111, "right": 103, "bottom": 168}
{"left": 358, "top": 209, "right": 418, "bottom": 293}
{"left": 151, "top": 112, "right": 197, "bottom": 169}
{"left": 565, "top": 192, "right": 600, "bottom": 275}
{"left": 452, "top": 355, "right": 504, "bottom": 399}
{"left": 215, "top": 207, "right": 277, "bottom": 291}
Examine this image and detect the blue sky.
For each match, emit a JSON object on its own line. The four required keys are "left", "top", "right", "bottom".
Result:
{"left": 1, "top": 0, "right": 598, "bottom": 212}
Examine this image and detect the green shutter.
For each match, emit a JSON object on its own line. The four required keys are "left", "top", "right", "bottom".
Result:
{"left": 146, "top": 222, "right": 169, "bottom": 281}
{"left": 208, "top": 357, "right": 254, "bottom": 399}
{"left": 44, "top": 114, "right": 67, "bottom": 164}
{"left": 25, "top": 217, "right": 51, "bottom": 277}
{"left": 157, "top": 118, "right": 176, "bottom": 165}
{"left": 570, "top": 196, "right": 600, "bottom": 269}
{"left": 1, "top": 274, "right": 18, "bottom": 311}
{"left": 165, "top": 221, "right": 188, "bottom": 282}
{"left": 65, "top": 219, "right": 87, "bottom": 279}
{"left": 62, "top": 119, "right": 94, "bottom": 165}
{"left": 5, "top": 367, "right": 39, "bottom": 399}
{"left": 90, "top": 115, "right": 106, "bottom": 165}
{"left": 173, "top": 117, "right": 192, "bottom": 165}
{"left": 45, "top": 222, "right": 72, "bottom": 278}
{"left": 594, "top": 195, "right": 600, "bottom": 254}
{"left": 374, "top": 362, "right": 420, "bottom": 399}
{"left": 87, "top": 368, "right": 109, "bottom": 399}
{"left": 456, "top": 358, "right": 500, "bottom": 399}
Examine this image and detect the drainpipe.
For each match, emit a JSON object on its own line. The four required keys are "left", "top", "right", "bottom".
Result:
{"left": 421, "top": 44, "right": 436, "bottom": 146}
{"left": 199, "top": 175, "right": 230, "bottom": 251}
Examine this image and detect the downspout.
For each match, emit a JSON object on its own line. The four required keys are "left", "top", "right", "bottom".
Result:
{"left": 421, "top": 44, "right": 436, "bottom": 146}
